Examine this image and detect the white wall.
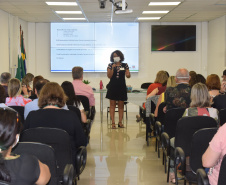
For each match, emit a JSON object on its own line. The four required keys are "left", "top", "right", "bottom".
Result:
{"left": 28, "top": 21, "right": 209, "bottom": 89}
{"left": 208, "top": 16, "right": 226, "bottom": 75}
{"left": 0, "top": 9, "right": 9, "bottom": 73}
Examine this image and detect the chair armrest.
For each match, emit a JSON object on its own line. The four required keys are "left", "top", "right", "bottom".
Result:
{"left": 75, "top": 146, "right": 87, "bottom": 176}
{"left": 161, "top": 132, "right": 170, "bottom": 156}
{"left": 196, "top": 168, "right": 209, "bottom": 185}
{"left": 63, "top": 164, "right": 76, "bottom": 185}
{"left": 174, "top": 147, "right": 186, "bottom": 176}
{"left": 155, "top": 121, "right": 162, "bottom": 139}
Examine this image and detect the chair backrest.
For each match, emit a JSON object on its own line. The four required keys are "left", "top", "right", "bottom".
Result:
{"left": 164, "top": 108, "right": 185, "bottom": 139}
{"left": 76, "top": 95, "right": 90, "bottom": 113}
{"left": 20, "top": 127, "right": 73, "bottom": 178}
{"left": 12, "top": 142, "right": 58, "bottom": 185}
{"left": 219, "top": 108, "right": 226, "bottom": 126}
{"left": 0, "top": 180, "right": 10, "bottom": 185}
{"left": 212, "top": 94, "right": 226, "bottom": 111}
{"left": 156, "top": 102, "right": 166, "bottom": 125}
{"left": 68, "top": 105, "right": 81, "bottom": 123}
{"left": 8, "top": 106, "right": 25, "bottom": 125}
{"left": 190, "top": 128, "right": 218, "bottom": 174}
{"left": 141, "top": 82, "right": 152, "bottom": 89}
{"left": 175, "top": 116, "right": 218, "bottom": 157}
{"left": 218, "top": 154, "right": 226, "bottom": 185}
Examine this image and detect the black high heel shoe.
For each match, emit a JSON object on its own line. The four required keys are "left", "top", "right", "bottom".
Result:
{"left": 112, "top": 123, "right": 116, "bottom": 129}
{"left": 118, "top": 122, "right": 124, "bottom": 128}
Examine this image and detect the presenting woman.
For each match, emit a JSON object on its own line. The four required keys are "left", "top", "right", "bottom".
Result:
{"left": 106, "top": 50, "right": 131, "bottom": 129}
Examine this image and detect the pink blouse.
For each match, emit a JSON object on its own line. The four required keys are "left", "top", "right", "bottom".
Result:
{"left": 5, "top": 95, "right": 32, "bottom": 106}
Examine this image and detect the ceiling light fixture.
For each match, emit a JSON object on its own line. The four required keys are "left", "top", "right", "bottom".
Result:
{"left": 149, "top": 2, "right": 181, "bottom": 6}
{"left": 142, "top": 11, "right": 169, "bottom": 14}
{"left": 63, "top": 18, "right": 86, "bottom": 20}
{"left": 46, "top": 2, "right": 78, "bottom": 6}
{"left": 138, "top": 17, "right": 161, "bottom": 20}
{"left": 55, "top": 11, "right": 82, "bottom": 14}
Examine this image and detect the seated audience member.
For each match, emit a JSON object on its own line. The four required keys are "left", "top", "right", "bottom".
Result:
{"left": 206, "top": 74, "right": 221, "bottom": 101}
{"left": 136, "top": 70, "right": 168, "bottom": 121}
{"left": 24, "top": 82, "right": 87, "bottom": 165}
{"left": 21, "top": 77, "right": 33, "bottom": 98}
{"left": 61, "top": 81, "right": 87, "bottom": 123}
{"left": 221, "top": 69, "right": 226, "bottom": 81}
{"left": 212, "top": 80, "right": 226, "bottom": 110}
{"left": 183, "top": 83, "right": 218, "bottom": 121}
{"left": 147, "top": 70, "right": 169, "bottom": 96}
{"left": 202, "top": 123, "right": 226, "bottom": 185}
{"left": 5, "top": 78, "right": 32, "bottom": 106}
{"left": 72, "top": 66, "right": 95, "bottom": 107}
{"left": 29, "top": 75, "right": 44, "bottom": 100}
{"left": 0, "top": 108, "right": 50, "bottom": 184}
{"left": 169, "top": 82, "right": 218, "bottom": 183}
{"left": 24, "top": 79, "right": 48, "bottom": 119}
{"left": 0, "top": 72, "right": 11, "bottom": 97}
{"left": 154, "top": 76, "right": 177, "bottom": 117}
{"left": 196, "top": 74, "right": 206, "bottom": 84}
{"left": 165, "top": 68, "right": 191, "bottom": 111}
{"left": 24, "top": 80, "right": 68, "bottom": 119}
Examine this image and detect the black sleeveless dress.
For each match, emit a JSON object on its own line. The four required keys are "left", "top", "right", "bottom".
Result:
{"left": 106, "top": 62, "right": 129, "bottom": 101}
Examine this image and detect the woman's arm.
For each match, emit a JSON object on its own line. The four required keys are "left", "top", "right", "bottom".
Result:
{"left": 125, "top": 69, "right": 131, "bottom": 78}
{"left": 80, "top": 109, "right": 87, "bottom": 123}
{"left": 154, "top": 93, "right": 162, "bottom": 117}
{"left": 202, "top": 146, "right": 221, "bottom": 168}
{"left": 146, "top": 88, "right": 158, "bottom": 100}
{"left": 107, "top": 64, "right": 115, "bottom": 79}
{"left": 35, "top": 160, "right": 51, "bottom": 185}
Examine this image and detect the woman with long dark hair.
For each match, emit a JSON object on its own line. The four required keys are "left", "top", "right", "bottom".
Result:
{"left": 61, "top": 81, "right": 87, "bottom": 123}
{"left": 0, "top": 108, "right": 50, "bottom": 184}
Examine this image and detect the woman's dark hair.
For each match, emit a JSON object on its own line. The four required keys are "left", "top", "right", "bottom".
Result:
{"left": 61, "top": 81, "right": 81, "bottom": 107}
{"left": 0, "top": 108, "right": 22, "bottom": 182}
{"left": 110, "top": 50, "right": 124, "bottom": 63}
{"left": 0, "top": 85, "right": 6, "bottom": 103}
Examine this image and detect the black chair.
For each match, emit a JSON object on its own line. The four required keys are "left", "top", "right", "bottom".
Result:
{"left": 0, "top": 181, "right": 10, "bottom": 185}
{"left": 141, "top": 82, "right": 152, "bottom": 89}
{"left": 176, "top": 128, "right": 217, "bottom": 185}
{"left": 160, "top": 108, "right": 185, "bottom": 176}
{"left": 218, "top": 154, "right": 226, "bottom": 185}
{"left": 219, "top": 108, "right": 226, "bottom": 126}
{"left": 173, "top": 117, "right": 218, "bottom": 185}
{"left": 196, "top": 168, "right": 209, "bottom": 185}
{"left": 68, "top": 105, "right": 81, "bottom": 122}
{"left": 8, "top": 106, "right": 25, "bottom": 124}
{"left": 20, "top": 127, "right": 87, "bottom": 180}
{"left": 107, "top": 101, "right": 128, "bottom": 120}
{"left": 12, "top": 142, "right": 75, "bottom": 185}
{"left": 212, "top": 94, "right": 226, "bottom": 111}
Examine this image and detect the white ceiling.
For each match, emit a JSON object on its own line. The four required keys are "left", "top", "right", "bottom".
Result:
{"left": 0, "top": 0, "right": 225, "bottom": 22}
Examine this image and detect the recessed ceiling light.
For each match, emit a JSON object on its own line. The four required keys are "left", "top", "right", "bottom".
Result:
{"left": 63, "top": 18, "right": 86, "bottom": 20}
{"left": 149, "top": 2, "right": 181, "bottom": 6}
{"left": 56, "top": 11, "right": 82, "bottom": 14}
{"left": 138, "top": 17, "right": 161, "bottom": 20}
{"left": 46, "top": 2, "right": 78, "bottom": 6}
{"left": 142, "top": 11, "right": 169, "bottom": 14}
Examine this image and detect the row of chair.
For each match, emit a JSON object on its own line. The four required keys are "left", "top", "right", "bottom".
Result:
{"left": 146, "top": 104, "right": 219, "bottom": 185}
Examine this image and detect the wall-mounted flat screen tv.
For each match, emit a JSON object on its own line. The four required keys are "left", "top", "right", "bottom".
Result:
{"left": 151, "top": 25, "right": 196, "bottom": 51}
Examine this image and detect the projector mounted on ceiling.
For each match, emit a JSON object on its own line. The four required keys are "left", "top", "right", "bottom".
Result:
{"left": 109, "top": 0, "right": 133, "bottom": 14}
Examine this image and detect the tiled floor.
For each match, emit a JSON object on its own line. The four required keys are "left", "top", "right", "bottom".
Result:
{"left": 79, "top": 112, "right": 174, "bottom": 185}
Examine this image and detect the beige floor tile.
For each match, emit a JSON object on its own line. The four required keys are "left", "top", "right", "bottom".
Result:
{"left": 79, "top": 112, "right": 185, "bottom": 185}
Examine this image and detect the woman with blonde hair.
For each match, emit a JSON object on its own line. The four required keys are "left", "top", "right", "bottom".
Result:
{"left": 183, "top": 83, "right": 218, "bottom": 119}
{"left": 5, "top": 78, "right": 31, "bottom": 106}
{"left": 147, "top": 70, "right": 169, "bottom": 95}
